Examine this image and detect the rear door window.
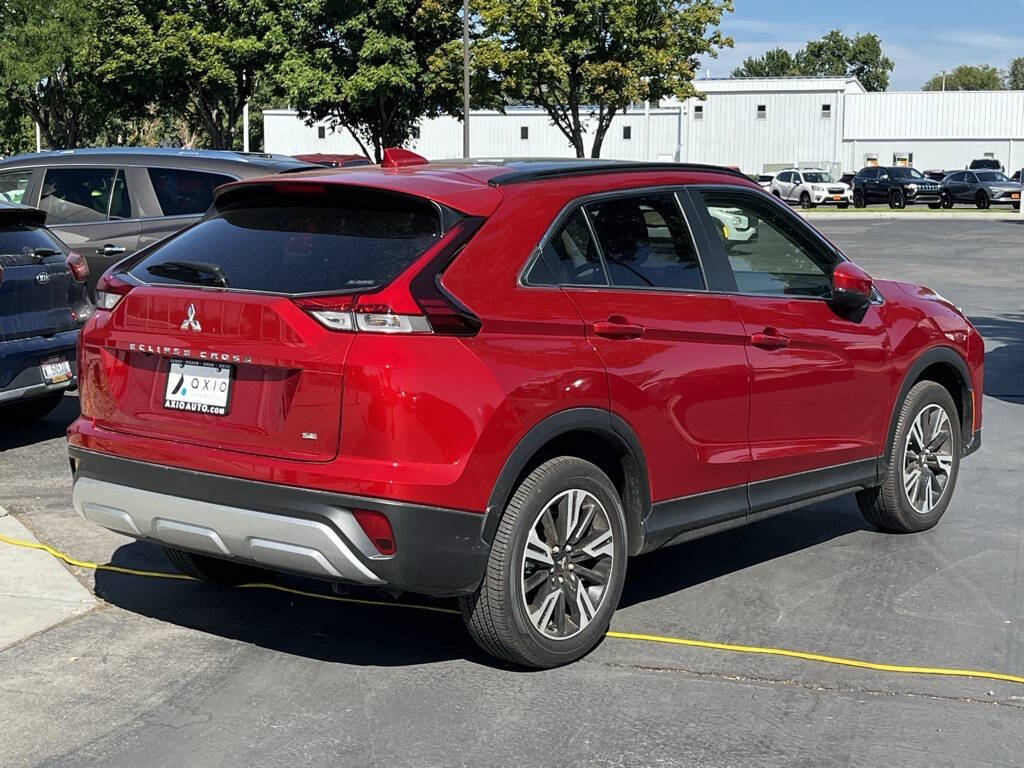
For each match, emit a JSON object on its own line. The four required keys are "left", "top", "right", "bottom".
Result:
{"left": 0, "top": 170, "right": 34, "bottom": 205}
{"left": 39, "top": 167, "right": 131, "bottom": 224}
{"left": 130, "top": 186, "right": 453, "bottom": 295}
{"left": 585, "top": 193, "right": 705, "bottom": 291}
{"left": 148, "top": 168, "right": 235, "bottom": 216}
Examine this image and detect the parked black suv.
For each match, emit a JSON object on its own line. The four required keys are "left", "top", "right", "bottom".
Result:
{"left": 0, "top": 202, "right": 91, "bottom": 421}
{"left": 0, "top": 149, "right": 312, "bottom": 298}
{"left": 851, "top": 166, "right": 942, "bottom": 209}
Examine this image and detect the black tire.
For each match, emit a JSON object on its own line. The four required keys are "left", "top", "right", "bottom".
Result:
{"left": 975, "top": 191, "right": 989, "bottom": 209}
{"left": 163, "top": 547, "right": 269, "bottom": 585}
{"left": 941, "top": 192, "right": 954, "bottom": 209}
{"left": 928, "top": 203, "right": 941, "bottom": 210}
{"left": 800, "top": 192, "right": 814, "bottom": 209}
{"left": 889, "top": 189, "right": 905, "bottom": 209}
{"left": 857, "top": 381, "right": 961, "bottom": 533}
{"left": 0, "top": 392, "right": 65, "bottom": 424}
{"left": 460, "top": 457, "right": 628, "bottom": 668}
{"left": 853, "top": 190, "right": 866, "bottom": 208}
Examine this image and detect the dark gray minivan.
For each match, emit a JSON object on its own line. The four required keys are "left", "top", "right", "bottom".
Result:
{"left": 0, "top": 148, "right": 312, "bottom": 296}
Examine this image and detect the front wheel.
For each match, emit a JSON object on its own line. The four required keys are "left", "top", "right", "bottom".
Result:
{"left": 853, "top": 190, "right": 866, "bottom": 208}
{"left": 941, "top": 192, "right": 954, "bottom": 209}
{"left": 857, "top": 381, "right": 961, "bottom": 533}
{"left": 460, "top": 457, "right": 628, "bottom": 668}
{"left": 800, "top": 192, "right": 814, "bottom": 209}
{"left": 889, "top": 189, "right": 906, "bottom": 209}
{"left": 975, "top": 191, "right": 990, "bottom": 209}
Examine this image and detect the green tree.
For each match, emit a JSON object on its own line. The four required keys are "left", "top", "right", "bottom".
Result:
{"left": 732, "top": 48, "right": 800, "bottom": 78}
{"left": 271, "top": 0, "right": 463, "bottom": 162}
{"left": 476, "top": 0, "right": 733, "bottom": 158}
{"left": 1004, "top": 57, "right": 1024, "bottom": 90}
{"left": 0, "top": 0, "right": 134, "bottom": 149}
{"left": 922, "top": 65, "right": 1005, "bottom": 91}
{"left": 734, "top": 30, "right": 893, "bottom": 92}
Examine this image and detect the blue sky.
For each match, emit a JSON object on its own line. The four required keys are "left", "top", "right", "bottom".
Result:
{"left": 702, "top": 0, "right": 1024, "bottom": 90}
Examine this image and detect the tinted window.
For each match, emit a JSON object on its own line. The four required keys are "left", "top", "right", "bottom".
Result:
{"left": 777, "top": 172, "right": 791, "bottom": 183}
{"left": 39, "top": 168, "right": 124, "bottom": 224}
{"left": 586, "top": 193, "right": 704, "bottom": 291}
{"left": 148, "top": 168, "right": 235, "bottom": 216}
{"left": 0, "top": 224, "right": 66, "bottom": 267}
{"left": 890, "top": 167, "right": 924, "bottom": 179}
{"left": 947, "top": 172, "right": 965, "bottom": 183}
{"left": 858, "top": 168, "right": 877, "bottom": 180}
{"left": 697, "top": 189, "right": 838, "bottom": 298}
{"left": 975, "top": 171, "right": 1009, "bottom": 182}
{"left": 130, "top": 188, "right": 449, "bottom": 295}
{"left": 802, "top": 171, "right": 834, "bottom": 183}
{"left": 528, "top": 209, "right": 606, "bottom": 286}
{"left": 0, "top": 170, "right": 33, "bottom": 205}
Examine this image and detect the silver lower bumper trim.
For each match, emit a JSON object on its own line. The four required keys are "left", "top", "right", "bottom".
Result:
{"left": 0, "top": 380, "right": 74, "bottom": 404}
{"left": 72, "top": 477, "right": 383, "bottom": 584}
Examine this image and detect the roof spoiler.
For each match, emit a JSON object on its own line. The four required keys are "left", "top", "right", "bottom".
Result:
{"left": 0, "top": 204, "right": 45, "bottom": 227}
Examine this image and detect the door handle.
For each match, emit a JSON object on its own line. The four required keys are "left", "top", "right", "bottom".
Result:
{"left": 99, "top": 244, "right": 127, "bottom": 257}
{"left": 593, "top": 317, "right": 644, "bottom": 339}
{"left": 750, "top": 328, "right": 790, "bottom": 350}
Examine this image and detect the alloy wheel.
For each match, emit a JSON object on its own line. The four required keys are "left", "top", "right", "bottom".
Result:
{"left": 520, "top": 488, "right": 615, "bottom": 640}
{"left": 902, "top": 404, "right": 954, "bottom": 515}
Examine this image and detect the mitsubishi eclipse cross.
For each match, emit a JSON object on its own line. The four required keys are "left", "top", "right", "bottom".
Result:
{"left": 68, "top": 151, "right": 983, "bottom": 668}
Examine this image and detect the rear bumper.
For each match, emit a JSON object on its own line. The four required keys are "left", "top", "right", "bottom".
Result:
{"left": 0, "top": 330, "right": 79, "bottom": 403}
{"left": 69, "top": 448, "right": 490, "bottom": 597}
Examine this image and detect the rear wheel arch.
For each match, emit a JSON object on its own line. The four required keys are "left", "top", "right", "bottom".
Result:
{"left": 483, "top": 409, "right": 650, "bottom": 555}
{"left": 884, "top": 347, "right": 973, "bottom": 466}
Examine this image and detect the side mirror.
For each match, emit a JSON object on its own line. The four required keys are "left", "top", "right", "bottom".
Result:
{"left": 831, "top": 261, "right": 873, "bottom": 310}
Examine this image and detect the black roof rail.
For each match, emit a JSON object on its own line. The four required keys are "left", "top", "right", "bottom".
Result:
{"left": 488, "top": 161, "right": 750, "bottom": 187}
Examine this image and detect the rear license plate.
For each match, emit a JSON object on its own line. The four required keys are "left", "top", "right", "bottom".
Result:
{"left": 40, "top": 356, "right": 72, "bottom": 385}
{"left": 163, "top": 359, "right": 233, "bottom": 416}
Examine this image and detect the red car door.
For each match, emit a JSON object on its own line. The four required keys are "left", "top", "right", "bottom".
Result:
{"left": 525, "top": 191, "right": 752, "bottom": 546}
{"left": 687, "top": 186, "right": 893, "bottom": 510}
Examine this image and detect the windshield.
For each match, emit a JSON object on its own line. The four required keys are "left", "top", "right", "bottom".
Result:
{"left": 971, "top": 160, "right": 1000, "bottom": 169}
{"left": 130, "top": 188, "right": 451, "bottom": 295}
{"left": 802, "top": 172, "right": 834, "bottom": 183}
{"left": 976, "top": 171, "right": 1010, "bottom": 183}
{"left": 890, "top": 168, "right": 924, "bottom": 179}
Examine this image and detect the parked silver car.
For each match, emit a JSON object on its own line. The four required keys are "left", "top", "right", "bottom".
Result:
{"left": 940, "top": 170, "right": 1022, "bottom": 210}
{"left": 0, "top": 148, "right": 313, "bottom": 297}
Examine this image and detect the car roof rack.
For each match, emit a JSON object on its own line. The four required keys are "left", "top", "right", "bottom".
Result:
{"left": 488, "top": 161, "right": 750, "bottom": 187}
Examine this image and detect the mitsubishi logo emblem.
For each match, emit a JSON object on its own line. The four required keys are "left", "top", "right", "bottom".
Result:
{"left": 180, "top": 303, "right": 201, "bottom": 332}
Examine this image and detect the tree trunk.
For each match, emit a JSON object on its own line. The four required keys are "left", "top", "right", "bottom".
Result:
{"left": 589, "top": 104, "right": 617, "bottom": 159}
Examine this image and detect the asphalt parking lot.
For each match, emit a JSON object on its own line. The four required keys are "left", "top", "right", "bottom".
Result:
{"left": 1, "top": 218, "right": 1022, "bottom": 768}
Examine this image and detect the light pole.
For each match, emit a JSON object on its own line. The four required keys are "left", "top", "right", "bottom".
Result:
{"left": 463, "top": 0, "right": 470, "bottom": 158}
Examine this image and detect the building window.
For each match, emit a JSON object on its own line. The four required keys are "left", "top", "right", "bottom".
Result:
{"left": 411, "top": 125, "right": 420, "bottom": 140}
{"left": 520, "top": 126, "right": 529, "bottom": 140}
{"left": 623, "top": 125, "right": 632, "bottom": 140}
{"left": 693, "top": 105, "right": 703, "bottom": 120}
{"left": 756, "top": 105, "right": 766, "bottom": 119}
{"left": 317, "top": 126, "right": 326, "bottom": 139}
{"left": 821, "top": 103, "right": 832, "bottom": 118}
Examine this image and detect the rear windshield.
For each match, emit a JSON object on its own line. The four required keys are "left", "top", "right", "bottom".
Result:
{"left": 130, "top": 187, "right": 453, "bottom": 295}
{"left": 0, "top": 224, "right": 66, "bottom": 267}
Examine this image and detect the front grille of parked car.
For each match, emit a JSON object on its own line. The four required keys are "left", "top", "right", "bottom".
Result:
{"left": 827, "top": 187, "right": 845, "bottom": 194}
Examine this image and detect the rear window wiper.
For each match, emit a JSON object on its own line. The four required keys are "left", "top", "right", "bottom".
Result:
{"left": 147, "top": 260, "right": 229, "bottom": 288}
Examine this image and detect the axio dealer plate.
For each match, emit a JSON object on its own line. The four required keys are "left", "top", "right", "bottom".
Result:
{"left": 164, "top": 359, "right": 233, "bottom": 416}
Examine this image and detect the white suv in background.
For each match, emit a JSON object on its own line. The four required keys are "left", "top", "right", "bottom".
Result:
{"left": 770, "top": 168, "right": 852, "bottom": 209}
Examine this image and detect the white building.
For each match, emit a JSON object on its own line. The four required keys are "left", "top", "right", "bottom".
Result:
{"left": 264, "top": 77, "right": 1024, "bottom": 175}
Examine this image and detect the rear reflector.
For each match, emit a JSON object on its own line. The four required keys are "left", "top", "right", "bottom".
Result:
{"left": 352, "top": 509, "right": 396, "bottom": 555}
{"left": 66, "top": 252, "right": 89, "bottom": 282}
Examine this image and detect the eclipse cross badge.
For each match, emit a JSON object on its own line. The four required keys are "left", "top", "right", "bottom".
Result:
{"left": 180, "top": 303, "right": 201, "bottom": 332}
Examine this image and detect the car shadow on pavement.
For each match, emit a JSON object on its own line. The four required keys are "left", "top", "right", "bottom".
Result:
{"left": 619, "top": 495, "right": 870, "bottom": 608}
{"left": 95, "top": 497, "right": 872, "bottom": 667}
{"left": 969, "top": 313, "right": 1024, "bottom": 404}
{"left": 94, "top": 541, "right": 479, "bottom": 666}
{"left": 0, "top": 393, "right": 79, "bottom": 451}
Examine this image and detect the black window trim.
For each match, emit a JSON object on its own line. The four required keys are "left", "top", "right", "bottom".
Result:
{"left": 518, "top": 185, "right": 712, "bottom": 296}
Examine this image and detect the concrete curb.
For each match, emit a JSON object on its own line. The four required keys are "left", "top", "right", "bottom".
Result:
{"left": 0, "top": 507, "right": 97, "bottom": 651}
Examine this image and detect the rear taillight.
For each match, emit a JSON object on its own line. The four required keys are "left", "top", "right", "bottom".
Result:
{"left": 66, "top": 252, "right": 88, "bottom": 282}
{"left": 352, "top": 508, "right": 396, "bottom": 555}
{"left": 95, "top": 271, "right": 133, "bottom": 311}
{"left": 294, "top": 296, "right": 431, "bottom": 334}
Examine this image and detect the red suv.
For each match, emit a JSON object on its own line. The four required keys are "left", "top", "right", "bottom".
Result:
{"left": 69, "top": 153, "right": 984, "bottom": 668}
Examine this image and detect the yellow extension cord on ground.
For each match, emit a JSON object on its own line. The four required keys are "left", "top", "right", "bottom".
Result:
{"left": 2, "top": 530, "right": 1022, "bottom": 687}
